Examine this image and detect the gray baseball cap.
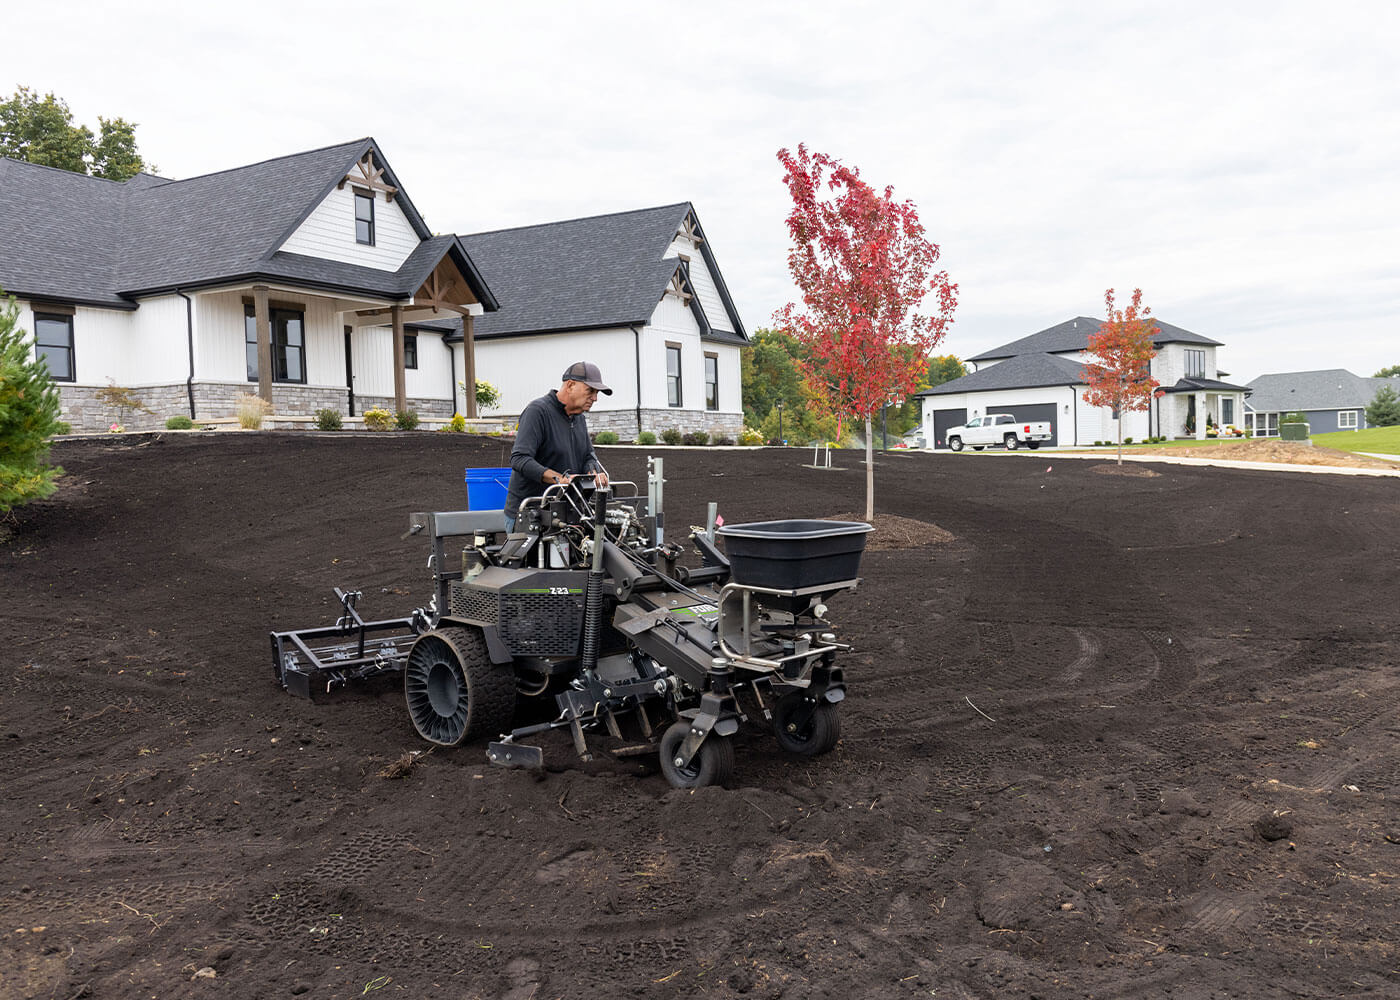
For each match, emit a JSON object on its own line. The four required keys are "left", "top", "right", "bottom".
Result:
{"left": 561, "top": 361, "right": 612, "bottom": 395}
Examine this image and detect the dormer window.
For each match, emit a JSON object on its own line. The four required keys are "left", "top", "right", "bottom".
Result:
{"left": 355, "top": 191, "right": 375, "bottom": 245}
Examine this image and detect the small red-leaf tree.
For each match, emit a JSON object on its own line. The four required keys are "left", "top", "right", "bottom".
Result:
{"left": 774, "top": 144, "right": 957, "bottom": 520}
{"left": 1081, "top": 288, "right": 1162, "bottom": 465}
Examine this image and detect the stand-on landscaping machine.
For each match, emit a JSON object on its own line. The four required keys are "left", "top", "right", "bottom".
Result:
{"left": 271, "top": 460, "right": 871, "bottom": 788}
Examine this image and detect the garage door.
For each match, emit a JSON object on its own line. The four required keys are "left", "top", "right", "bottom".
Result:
{"left": 931, "top": 408, "right": 967, "bottom": 450}
{"left": 999, "top": 403, "right": 1059, "bottom": 446}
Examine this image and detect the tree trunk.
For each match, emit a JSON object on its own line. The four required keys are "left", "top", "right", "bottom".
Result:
{"left": 864, "top": 416, "right": 875, "bottom": 522}
{"left": 1117, "top": 412, "right": 1124, "bottom": 465}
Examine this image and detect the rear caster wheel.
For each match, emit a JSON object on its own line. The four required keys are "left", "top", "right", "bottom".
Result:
{"left": 659, "top": 721, "right": 734, "bottom": 789}
{"left": 404, "top": 627, "right": 515, "bottom": 745}
{"left": 772, "top": 694, "right": 841, "bottom": 756}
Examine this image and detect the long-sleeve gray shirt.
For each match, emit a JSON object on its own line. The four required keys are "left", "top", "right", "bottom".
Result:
{"left": 505, "top": 390, "right": 601, "bottom": 518}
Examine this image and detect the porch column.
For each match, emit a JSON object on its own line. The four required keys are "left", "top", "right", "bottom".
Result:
{"left": 253, "top": 285, "right": 272, "bottom": 403}
{"left": 1195, "top": 391, "right": 1207, "bottom": 439}
{"left": 391, "top": 304, "right": 406, "bottom": 414}
{"left": 463, "top": 314, "right": 478, "bottom": 419}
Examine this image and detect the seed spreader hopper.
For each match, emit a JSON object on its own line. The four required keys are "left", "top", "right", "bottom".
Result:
{"left": 271, "top": 460, "right": 871, "bottom": 788}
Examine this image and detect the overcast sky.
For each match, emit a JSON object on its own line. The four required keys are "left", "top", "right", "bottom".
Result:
{"left": 8, "top": 1, "right": 1398, "bottom": 382}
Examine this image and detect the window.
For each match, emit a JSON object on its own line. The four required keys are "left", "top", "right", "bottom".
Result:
{"left": 666, "top": 344, "right": 682, "bottom": 407}
{"left": 1338, "top": 410, "right": 1358, "bottom": 429}
{"left": 704, "top": 353, "right": 718, "bottom": 410}
{"left": 245, "top": 305, "right": 306, "bottom": 383}
{"left": 354, "top": 191, "right": 375, "bottom": 245}
{"left": 403, "top": 334, "right": 417, "bottom": 370}
{"left": 1221, "top": 398, "right": 1234, "bottom": 424}
{"left": 1248, "top": 412, "right": 1280, "bottom": 437}
{"left": 34, "top": 313, "right": 75, "bottom": 381}
{"left": 1185, "top": 348, "right": 1205, "bottom": 378}
{"left": 966, "top": 417, "right": 981, "bottom": 428}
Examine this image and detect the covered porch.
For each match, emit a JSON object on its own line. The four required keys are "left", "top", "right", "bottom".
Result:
{"left": 1159, "top": 377, "right": 1252, "bottom": 439}
{"left": 247, "top": 237, "right": 496, "bottom": 417}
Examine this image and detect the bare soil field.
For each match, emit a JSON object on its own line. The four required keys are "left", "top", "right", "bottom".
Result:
{"left": 3, "top": 433, "right": 1398, "bottom": 1000}
{"left": 1064, "top": 438, "right": 1400, "bottom": 471}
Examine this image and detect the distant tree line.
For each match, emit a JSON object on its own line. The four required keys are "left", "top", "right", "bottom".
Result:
{"left": 741, "top": 328, "right": 965, "bottom": 444}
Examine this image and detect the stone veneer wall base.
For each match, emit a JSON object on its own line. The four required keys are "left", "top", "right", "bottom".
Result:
{"left": 58, "top": 383, "right": 453, "bottom": 432}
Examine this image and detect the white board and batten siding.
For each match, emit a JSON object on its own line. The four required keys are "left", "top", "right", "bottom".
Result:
{"left": 645, "top": 294, "right": 743, "bottom": 416}
{"left": 194, "top": 288, "right": 342, "bottom": 388}
{"left": 279, "top": 184, "right": 419, "bottom": 272}
{"left": 350, "top": 325, "right": 454, "bottom": 404}
{"left": 473, "top": 329, "right": 639, "bottom": 415}
{"left": 16, "top": 296, "right": 190, "bottom": 387}
{"left": 664, "top": 237, "right": 732, "bottom": 334}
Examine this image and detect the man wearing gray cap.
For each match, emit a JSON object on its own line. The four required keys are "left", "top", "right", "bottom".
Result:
{"left": 503, "top": 362, "right": 613, "bottom": 532}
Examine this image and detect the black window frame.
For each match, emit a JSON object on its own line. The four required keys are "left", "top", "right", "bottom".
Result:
{"left": 666, "top": 344, "right": 683, "bottom": 407}
{"left": 33, "top": 312, "right": 75, "bottom": 382}
{"left": 354, "top": 190, "right": 375, "bottom": 246}
{"left": 1184, "top": 348, "right": 1205, "bottom": 378}
{"left": 244, "top": 304, "right": 307, "bottom": 384}
{"left": 704, "top": 353, "right": 719, "bottom": 411}
{"left": 403, "top": 333, "right": 418, "bottom": 370}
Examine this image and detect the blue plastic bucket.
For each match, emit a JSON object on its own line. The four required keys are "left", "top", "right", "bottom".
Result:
{"left": 464, "top": 467, "right": 510, "bottom": 510}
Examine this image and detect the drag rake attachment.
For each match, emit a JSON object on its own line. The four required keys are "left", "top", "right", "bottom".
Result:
{"left": 271, "top": 588, "right": 426, "bottom": 699}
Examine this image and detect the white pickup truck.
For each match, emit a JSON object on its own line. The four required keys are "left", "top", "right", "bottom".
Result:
{"left": 946, "top": 413, "right": 1052, "bottom": 451}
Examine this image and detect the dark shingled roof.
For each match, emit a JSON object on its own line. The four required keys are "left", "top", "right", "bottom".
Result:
{"left": 0, "top": 138, "right": 496, "bottom": 309}
{"left": 968, "top": 316, "right": 1222, "bottom": 362}
{"left": 1245, "top": 369, "right": 1392, "bottom": 412}
{"left": 917, "top": 353, "right": 1088, "bottom": 395}
{"left": 420, "top": 204, "right": 746, "bottom": 344}
{"left": 1159, "top": 376, "right": 1252, "bottom": 395}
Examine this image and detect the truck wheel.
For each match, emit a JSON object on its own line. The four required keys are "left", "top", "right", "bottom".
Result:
{"left": 405, "top": 627, "right": 515, "bottom": 746}
{"left": 1027, "top": 441, "right": 1041, "bottom": 450}
{"left": 1004, "top": 434, "right": 1019, "bottom": 450}
{"left": 659, "top": 721, "right": 735, "bottom": 788}
{"left": 948, "top": 436, "right": 963, "bottom": 452}
{"left": 773, "top": 694, "right": 841, "bottom": 756}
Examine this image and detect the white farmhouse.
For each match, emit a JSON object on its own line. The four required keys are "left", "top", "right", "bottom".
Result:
{"left": 919, "top": 317, "right": 1251, "bottom": 448}
{"left": 2, "top": 138, "right": 498, "bottom": 430}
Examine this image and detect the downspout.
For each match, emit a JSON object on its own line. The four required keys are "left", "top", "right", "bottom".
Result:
{"left": 631, "top": 323, "right": 644, "bottom": 439}
{"left": 177, "top": 289, "right": 196, "bottom": 419}
{"left": 444, "top": 333, "right": 457, "bottom": 415}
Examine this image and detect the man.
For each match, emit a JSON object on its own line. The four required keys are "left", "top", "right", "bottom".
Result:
{"left": 504, "top": 361, "right": 613, "bottom": 532}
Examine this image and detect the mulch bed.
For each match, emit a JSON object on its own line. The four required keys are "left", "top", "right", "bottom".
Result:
{"left": 3, "top": 432, "right": 1399, "bottom": 999}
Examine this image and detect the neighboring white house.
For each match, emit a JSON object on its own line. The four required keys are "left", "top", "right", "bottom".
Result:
{"left": 918, "top": 316, "right": 1250, "bottom": 448}
{"left": 2, "top": 138, "right": 499, "bottom": 431}
{"left": 1244, "top": 369, "right": 1396, "bottom": 436}
{"left": 412, "top": 204, "right": 749, "bottom": 440}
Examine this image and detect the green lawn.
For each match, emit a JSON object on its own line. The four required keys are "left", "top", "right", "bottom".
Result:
{"left": 1313, "top": 425, "right": 1400, "bottom": 456}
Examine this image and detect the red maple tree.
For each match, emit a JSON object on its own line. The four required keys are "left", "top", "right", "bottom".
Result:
{"left": 775, "top": 144, "right": 957, "bottom": 519}
{"left": 1081, "top": 288, "right": 1161, "bottom": 464}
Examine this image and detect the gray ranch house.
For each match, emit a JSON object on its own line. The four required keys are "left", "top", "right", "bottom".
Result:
{"left": 2, "top": 138, "right": 499, "bottom": 431}
{"left": 1244, "top": 369, "right": 1396, "bottom": 436}
{"left": 411, "top": 203, "right": 749, "bottom": 441}
{"left": 918, "top": 316, "right": 1250, "bottom": 448}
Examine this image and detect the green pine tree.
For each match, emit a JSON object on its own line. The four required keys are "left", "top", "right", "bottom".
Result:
{"left": 1365, "top": 383, "right": 1400, "bottom": 427}
{"left": 0, "top": 294, "right": 65, "bottom": 514}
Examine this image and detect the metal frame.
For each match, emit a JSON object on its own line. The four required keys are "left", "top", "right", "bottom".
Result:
{"left": 271, "top": 588, "right": 424, "bottom": 698}
{"left": 715, "top": 579, "right": 857, "bottom": 671}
